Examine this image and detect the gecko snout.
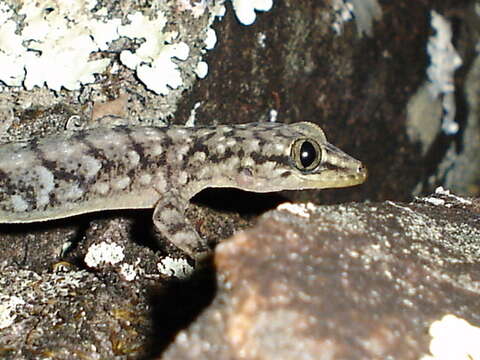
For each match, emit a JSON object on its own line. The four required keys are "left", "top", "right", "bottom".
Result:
{"left": 356, "top": 162, "right": 368, "bottom": 182}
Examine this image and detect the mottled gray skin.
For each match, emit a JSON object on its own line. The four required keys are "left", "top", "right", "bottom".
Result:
{"left": 0, "top": 122, "right": 366, "bottom": 260}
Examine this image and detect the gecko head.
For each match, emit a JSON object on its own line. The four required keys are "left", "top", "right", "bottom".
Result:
{"left": 235, "top": 122, "right": 367, "bottom": 192}
{"left": 285, "top": 122, "right": 367, "bottom": 190}
{"left": 288, "top": 135, "right": 367, "bottom": 190}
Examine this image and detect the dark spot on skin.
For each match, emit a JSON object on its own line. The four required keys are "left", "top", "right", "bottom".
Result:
{"left": 250, "top": 152, "right": 289, "bottom": 166}
{"left": 91, "top": 130, "right": 127, "bottom": 164}
{"left": 237, "top": 149, "right": 245, "bottom": 159}
{"left": 249, "top": 152, "right": 267, "bottom": 165}
{"left": 127, "top": 134, "right": 146, "bottom": 161}
{"left": 0, "top": 169, "right": 8, "bottom": 181}
{"left": 200, "top": 131, "right": 218, "bottom": 142}
{"left": 321, "top": 163, "right": 342, "bottom": 172}
{"left": 208, "top": 153, "right": 219, "bottom": 164}
{"left": 113, "top": 126, "right": 132, "bottom": 136}
{"left": 281, "top": 171, "right": 292, "bottom": 178}
{"left": 49, "top": 192, "right": 58, "bottom": 205}
{"left": 29, "top": 137, "right": 40, "bottom": 149}
{"left": 157, "top": 148, "right": 168, "bottom": 165}
{"left": 185, "top": 143, "right": 210, "bottom": 160}
{"left": 0, "top": 178, "right": 16, "bottom": 197}
{"left": 30, "top": 140, "right": 57, "bottom": 174}
{"left": 252, "top": 130, "right": 266, "bottom": 139}
{"left": 168, "top": 221, "right": 188, "bottom": 235}
{"left": 218, "top": 148, "right": 235, "bottom": 162}
{"left": 127, "top": 169, "right": 137, "bottom": 185}
{"left": 81, "top": 138, "right": 120, "bottom": 175}
{"left": 163, "top": 202, "right": 177, "bottom": 211}
{"left": 241, "top": 167, "right": 253, "bottom": 177}
{"left": 161, "top": 135, "right": 174, "bottom": 149}
{"left": 71, "top": 130, "right": 89, "bottom": 142}
{"left": 38, "top": 158, "right": 58, "bottom": 172}
{"left": 83, "top": 142, "right": 106, "bottom": 160}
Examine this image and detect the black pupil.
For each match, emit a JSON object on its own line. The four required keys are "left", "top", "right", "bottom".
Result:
{"left": 300, "top": 141, "right": 316, "bottom": 168}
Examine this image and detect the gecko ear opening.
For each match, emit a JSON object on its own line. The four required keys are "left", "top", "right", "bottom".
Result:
{"left": 291, "top": 138, "right": 322, "bottom": 172}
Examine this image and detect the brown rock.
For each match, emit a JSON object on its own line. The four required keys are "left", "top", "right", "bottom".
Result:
{"left": 162, "top": 190, "right": 480, "bottom": 359}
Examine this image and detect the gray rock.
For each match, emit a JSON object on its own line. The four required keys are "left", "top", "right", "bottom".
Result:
{"left": 162, "top": 190, "right": 480, "bottom": 359}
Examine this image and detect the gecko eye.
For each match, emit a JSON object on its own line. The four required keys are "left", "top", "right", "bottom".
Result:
{"left": 291, "top": 138, "right": 322, "bottom": 172}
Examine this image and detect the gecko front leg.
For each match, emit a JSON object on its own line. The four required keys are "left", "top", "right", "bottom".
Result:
{"left": 152, "top": 190, "right": 209, "bottom": 263}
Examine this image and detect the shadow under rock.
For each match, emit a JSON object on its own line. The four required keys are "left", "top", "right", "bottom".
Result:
{"left": 143, "top": 262, "right": 217, "bottom": 358}
{"left": 191, "top": 187, "right": 287, "bottom": 215}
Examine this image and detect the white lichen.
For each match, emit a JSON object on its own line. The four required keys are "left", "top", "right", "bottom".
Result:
{"left": 118, "top": 12, "right": 190, "bottom": 95}
{"left": 0, "top": 294, "right": 25, "bottom": 329}
{"left": 186, "top": 101, "right": 202, "bottom": 127}
{"left": 331, "top": 0, "right": 353, "bottom": 34}
{"left": 331, "top": 0, "right": 382, "bottom": 37}
{"left": 0, "top": 0, "right": 272, "bottom": 98}
{"left": 269, "top": 108, "right": 278, "bottom": 122}
{"left": 277, "top": 202, "right": 317, "bottom": 218}
{"left": 84, "top": 242, "right": 125, "bottom": 268}
{"left": 195, "top": 61, "right": 209, "bottom": 79}
{"left": 420, "top": 196, "right": 445, "bottom": 206}
{"left": 257, "top": 32, "right": 267, "bottom": 48}
{"left": 0, "top": 1, "right": 217, "bottom": 95}
{"left": 205, "top": 27, "right": 218, "bottom": 50}
{"left": 177, "top": 0, "right": 210, "bottom": 18}
{"left": 0, "top": 0, "right": 119, "bottom": 91}
{"left": 434, "top": 186, "right": 472, "bottom": 205}
{"left": 421, "top": 314, "right": 480, "bottom": 360}
{"left": 427, "top": 11, "right": 462, "bottom": 135}
{"left": 158, "top": 257, "right": 194, "bottom": 279}
{"left": 193, "top": 3, "right": 226, "bottom": 81}
{"left": 231, "top": 0, "right": 273, "bottom": 26}
{"left": 119, "top": 263, "right": 137, "bottom": 281}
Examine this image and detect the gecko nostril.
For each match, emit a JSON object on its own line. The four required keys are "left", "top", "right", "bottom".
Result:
{"left": 357, "top": 164, "right": 368, "bottom": 178}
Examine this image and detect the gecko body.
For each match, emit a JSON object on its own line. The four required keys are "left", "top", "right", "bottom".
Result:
{"left": 0, "top": 122, "right": 366, "bottom": 260}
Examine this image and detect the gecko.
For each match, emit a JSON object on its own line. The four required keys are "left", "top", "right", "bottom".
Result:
{"left": 0, "top": 122, "right": 367, "bottom": 262}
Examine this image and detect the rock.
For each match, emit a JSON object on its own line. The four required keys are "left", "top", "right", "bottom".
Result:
{"left": 162, "top": 190, "right": 480, "bottom": 359}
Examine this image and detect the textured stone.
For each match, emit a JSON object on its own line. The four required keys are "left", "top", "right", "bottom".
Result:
{"left": 162, "top": 191, "right": 480, "bottom": 359}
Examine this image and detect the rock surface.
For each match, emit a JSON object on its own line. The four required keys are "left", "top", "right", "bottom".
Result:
{"left": 162, "top": 189, "right": 480, "bottom": 359}
{"left": 1, "top": 0, "right": 480, "bottom": 358}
